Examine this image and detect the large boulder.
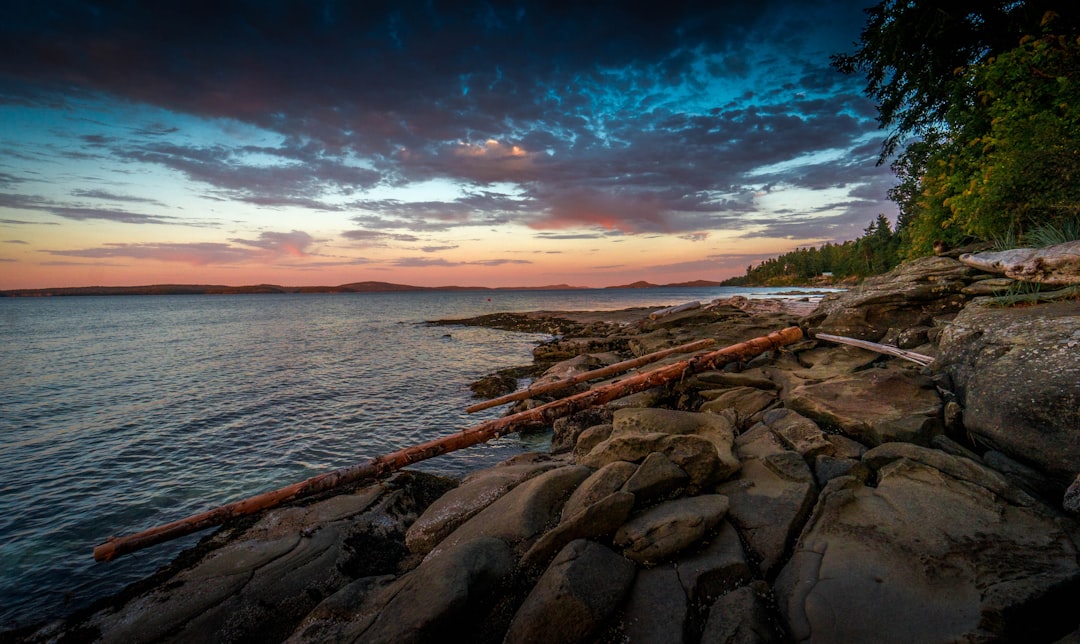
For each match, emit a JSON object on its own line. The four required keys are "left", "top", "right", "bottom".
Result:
{"left": 936, "top": 298, "right": 1080, "bottom": 484}
{"left": 505, "top": 539, "right": 636, "bottom": 644}
{"left": 622, "top": 564, "right": 690, "bottom": 644}
{"left": 775, "top": 456, "right": 1080, "bottom": 642}
{"left": 802, "top": 256, "right": 976, "bottom": 341}
{"left": 614, "top": 495, "right": 730, "bottom": 564}
{"left": 959, "top": 240, "right": 1080, "bottom": 285}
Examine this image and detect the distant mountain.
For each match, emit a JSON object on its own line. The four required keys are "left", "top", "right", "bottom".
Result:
{"left": 0, "top": 279, "right": 722, "bottom": 297}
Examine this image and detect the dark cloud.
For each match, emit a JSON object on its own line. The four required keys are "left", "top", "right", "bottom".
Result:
{"left": 393, "top": 256, "right": 532, "bottom": 268}
{"left": 0, "top": 0, "right": 894, "bottom": 252}
{"left": 0, "top": 192, "right": 178, "bottom": 224}
{"left": 44, "top": 229, "right": 320, "bottom": 265}
{"left": 70, "top": 188, "right": 167, "bottom": 205}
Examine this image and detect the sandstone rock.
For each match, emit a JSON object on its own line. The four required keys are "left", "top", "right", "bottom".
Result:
{"left": 608, "top": 407, "right": 741, "bottom": 483}
{"left": 406, "top": 461, "right": 557, "bottom": 555}
{"left": 1065, "top": 475, "right": 1080, "bottom": 514}
{"left": 813, "top": 455, "right": 870, "bottom": 487}
{"left": 936, "top": 298, "right": 1080, "bottom": 483}
{"left": 962, "top": 277, "right": 1016, "bottom": 296}
{"left": 580, "top": 432, "right": 723, "bottom": 488}
{"left": 358, "top": 537, "right": 515, "bottom": 644}
{"left": 862, "top": 442, "right": 1037, "bottom": 508}
{"left": 622, "top": 451, "right": 690, "bottom": 505}
{"left": 690, "top": 369, "right": 778, "bottom": 391}
{"left": 430, "top": 465, "right": 591, "bottom": 557}
{"left": 781, "top": 364, "right": 942, "bottom": 446}
{"left": 552, "top": 409, "right": 611, "bottom": 454}
{"left": 802, "top": 256, "right": 975, "bottom": 341}
{"left": 959, "top": 240, "right": 1080, "bottom": 285}
{"left": 824, "top": 434, "right": 868, "bottom": 460}
{"left": 700, "top": 386, "right": 777, "bottom": 425}
{"left": 983, "top": 450, "right": 1059, "bottom": 500}
{"left": 756, "top": 408, "right": 832, "bottom": 459}
{"left": 615, "top": 495, "right": 730, "bottom": 565}
{"left": 288, "top": 574, "right": 396, "bottom": 643}
{"left": 534, "top": 337, "right": 626, "bottom": 361}
{"left": 622, "top": 564, "right": 689, "bottom": 644}
{"left": 775, "top": 459, "right": 1080, "bottom": 643}
{"left": 521, "top": 491, "right": 636, "bottom": 571}
{"left": 675, "top": 520, "right": 752, "bottom": 604}
{"left": 700, "top": 581, "right": 783, "bottom": 644}
{"left": 717, "top": 452, "right": 817, "bottom": 578}
{"left": 506, "top": 539, "right": 636, "bottom": 644}
{"left": 573, "top": 423, "right": 613, "bottom": 459}
{"left": 561, "top": 460, "right": 636, "bottom": 521}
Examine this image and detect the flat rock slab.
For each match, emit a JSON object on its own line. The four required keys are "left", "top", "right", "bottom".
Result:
{"left": 775, "top": 459, "right": 1080, "bottom": 643}
{"left": 781, "top": 364, "right": 942, "bottom": 446}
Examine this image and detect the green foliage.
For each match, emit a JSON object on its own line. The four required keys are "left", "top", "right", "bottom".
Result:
{"left": 1024, "top": 218, "right": 1080, "bottom": 246}
{"left": 722, "top": 215, "right": 902, "bottom": 286}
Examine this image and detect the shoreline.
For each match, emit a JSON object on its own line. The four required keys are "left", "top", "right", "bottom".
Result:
{"left": 10, "top": 264, "right": 1080, "bottom": 641}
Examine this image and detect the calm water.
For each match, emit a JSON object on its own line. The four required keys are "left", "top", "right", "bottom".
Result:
{"left": 0, "top": 286, "right": 827, "bottom": 629}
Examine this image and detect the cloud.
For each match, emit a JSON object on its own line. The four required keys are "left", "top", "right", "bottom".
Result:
{"left": 45, "top": 229, "right": 319, "bottom": 265}
{"left": 393, "top": 256, "right": 532, "bottom": 268}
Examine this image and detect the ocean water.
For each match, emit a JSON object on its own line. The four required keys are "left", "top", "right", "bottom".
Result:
{"left": 0, "top": 286, "right": 828, "bottom": 629}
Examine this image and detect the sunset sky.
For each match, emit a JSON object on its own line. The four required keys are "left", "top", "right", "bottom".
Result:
{"left": 0, "top": 0, "right": 897, "bottom": 290}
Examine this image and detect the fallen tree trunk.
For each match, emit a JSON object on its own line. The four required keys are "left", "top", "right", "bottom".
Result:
{"left": 813, "top": 332, "right": 934, "bottom": 366}
{"left": 93, "top": 326, "right": 802, "bottom": 562}
{"left": 649, "top": 301, "right": 700, "bottom": 320}
{"left": 466, "top": 337, "right": 717, "bottom": 413}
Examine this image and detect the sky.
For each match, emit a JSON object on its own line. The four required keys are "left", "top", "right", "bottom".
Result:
{"left": 0, "top": 0, "right": 897, "bottom": 290}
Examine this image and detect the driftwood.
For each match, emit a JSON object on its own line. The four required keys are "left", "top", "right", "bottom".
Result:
{"left": 813, "top": 332, "right": 934, "bottom": 366}
{"left": 959, "top": 240, "right": 1080, "bottom": 285}
{"left": 93, "top": 326, "right": 802, "bottom": 562}
{"left": 466, "top": 337, "right": 717, "bottom": 413}
{"left": 649, "top": 301, "right": 700, "bottom": 320}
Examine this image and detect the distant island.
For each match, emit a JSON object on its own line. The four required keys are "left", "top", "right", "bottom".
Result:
{"left": 0, "top": 280, "right": 726, "bottom": 297}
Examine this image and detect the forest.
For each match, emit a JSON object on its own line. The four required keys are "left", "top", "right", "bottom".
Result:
{"left": 729, "top": 2, "right": 1079, "bottom": 286}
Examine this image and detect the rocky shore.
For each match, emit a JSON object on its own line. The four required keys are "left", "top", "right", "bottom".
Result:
{"left": 13, "top": 256, "right": 1080, "bottom": 643}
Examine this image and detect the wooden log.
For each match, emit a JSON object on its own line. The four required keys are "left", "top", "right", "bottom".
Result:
{"left": 93, "top": 326, "right": 802, "bottom": 562}
{"left": 465, "top": 337, "right": 717, "bottom": 413}
{"left": 813, "top": 332, "right": 934, "bottom": 366}
{"left": 648, "top": 301, "right": 700, "bottom": 320}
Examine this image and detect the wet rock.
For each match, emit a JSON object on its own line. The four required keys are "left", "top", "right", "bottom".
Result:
{"left": 700, "top": 581, "right": 783, "bottom": 644}
{"left": 561, "top": 460, "right": 637, "bottom": 521}
{"left": 781, "top": 364, "right": 943, "bottom": 446}
{"left": 936, "top": 298, "right": 1080, "bottom": 483}
{"left": 506, "top": 539, "right": 636, "bottom": 644}
{"left": 406, "top": 461, "right": 558, "bottom": 555}
{"left": 621, "top": 451, "right": 690, "bottom": 505}
{"left": 775, "top": 458, "right": 1080, "bottom": 643}
{"left": 357, "top": 537, "right": 515, "bottom": 644}
{"left": 430, "top": 465, "right": 591, "bottom": 558}
{"left": 622, "top": 564, "right": 689, "bottom": 644}
{"left": 615, "top": 495, "right": 730, "bottom": 565}
{"left": 802, "top": 256, "right": 976, "bottom": 341}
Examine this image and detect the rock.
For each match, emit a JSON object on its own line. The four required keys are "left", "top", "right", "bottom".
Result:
{"left": 505, "top": 539, "right": 637, "bottom": 644}
{"left": 573, "top": 423, "right": 613, "bottom": 459}
{"left": 962, "top": 277, "right": 1016, "bottom": 296}
{"left": 781, "top": 364, "right": 943, "bottom": 446}
{"left": 561, "top": 460, "right": 637, "bottom": 521}
{"left": 690, "top": 369, "right": 778, "bottom": 391}
{"left": 802, "top": 256, "right": 975, "bottom": 341}
{"left": 700, "top": 387, "right": 777, "bottom": 426}
{"left": 958, "top": 240, "right": 1080, "bottom": 285}
{"left": 717, "top": 452, "right": 818, "bottom": 578}
{"left": 813, "top": 455, "right": 870, "bottom": 487}
{"left": 552, "top": 409, "right": 611, "bottom": 454}
{"left": 580, "top": 432, "right": 724, "bottom": 488}
{"left": 936, "top": 298, "right": 1080, "bottom": 483}
{"left": 521, "top": 491, "right": 636, "bottom": 571}
{"left": 614, "top": 495, "right": 730, "bottom": 565}
{"left": 621, "top": 451, "right": 690, "bottom": 505}
{"left": 604, "top": 407, "right": 741, "bottom": 483}
{"left": 700, "top": 581, "right": 783, "bottom": 644}
{"left": 406, "top": 461, "right": 558, "bottom": 555}
{"left": 895, "top": 325, "right": 931, "bottom": 349}
{"left": 824, "top": 434, "right": 868, "bottom": 459}
{"left": 675, "top": 520, "right": 753, "bottom": 604}
{"left": 357, "top": 537, "right": 515, "bottom": 644}
{"left": 622, "top": 564, "right": 690, "bottom": 644}
{"left": 775, "top": 458, "right": 1080, "bottom": 643}
{"left": 983, "top": 450, "right": 1060, "bottom": 501}
{"left": 1065, "top": 475, "right": 1080, "bottom": 514}
{"left": 755, "top": 408, "right": 833, "bottom": 459}
{"left": 429, "top": 465, "right": 591, "bottom": 557}
{"left": 533, "top": 337, "right": 627, "bottom": 361}
{"left": 288, "top": 574, "right": 397, "bottom": 643}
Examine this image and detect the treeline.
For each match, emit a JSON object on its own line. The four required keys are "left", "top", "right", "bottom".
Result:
{"left": 722, "top": 214, "right": 901, "bottom": 286}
